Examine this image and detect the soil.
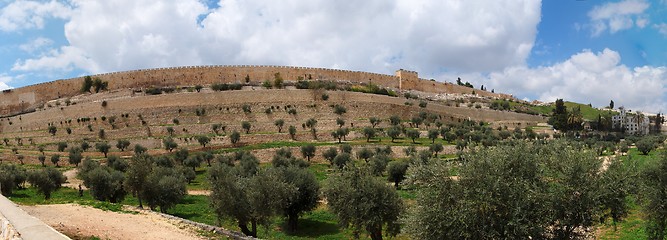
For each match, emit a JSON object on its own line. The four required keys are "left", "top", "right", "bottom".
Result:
{"left": 19, "top": 204, "right": 207, "bottom": 240}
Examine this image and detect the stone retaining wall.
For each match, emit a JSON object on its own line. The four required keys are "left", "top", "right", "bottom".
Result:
{"left": 0, "top": 195, "right": 69, "bottom": 240}
{"left": 0, "top": 211, "right": 21, "bottom": 240}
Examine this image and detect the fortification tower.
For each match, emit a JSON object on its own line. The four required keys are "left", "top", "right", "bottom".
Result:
{"left": 395, "top": 69, "right": 418, "bottom": 90}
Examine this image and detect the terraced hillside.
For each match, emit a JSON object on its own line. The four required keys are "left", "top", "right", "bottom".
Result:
{"left": 0, "top": 86, "right": 543, "bottom": 165}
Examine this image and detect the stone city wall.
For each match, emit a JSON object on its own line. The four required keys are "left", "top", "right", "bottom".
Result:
{"left": 0, "top": 65, "right": 509, "bottom": 116}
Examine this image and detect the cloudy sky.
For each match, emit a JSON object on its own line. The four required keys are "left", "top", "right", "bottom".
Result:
{"left": 1, "top": 0, "right": 666, "bottom": 112}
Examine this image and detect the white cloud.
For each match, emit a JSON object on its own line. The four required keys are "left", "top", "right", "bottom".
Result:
{"left": 19, "top": 37, "right": 53, "bottom": 53}
{"left": 655, "top": 23, "right": 667, "bottom": 37}
{"left": 0, "top": 0, "right": 72, "bottom": 31}
{"left": 0, "top": 74, "right": 13, "bottom": 90}
{"left": 12, "top": 0, "right": 541, "bottom": 75}
{"left": 485, "top": 48, "right": 667, "bottom": 113}
{"left": 636, "top": 17, "right": 648, "bottom": 28}
{"left": 12, "top": 46, "right": 100, "bottom": 73}
{"left": 587, "top": 0, "right": 649, "bottom": 36}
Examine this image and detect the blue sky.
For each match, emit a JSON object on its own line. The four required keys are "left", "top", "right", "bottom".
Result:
{"left": 1, "top": 0, "right": 666, "bottom": 112}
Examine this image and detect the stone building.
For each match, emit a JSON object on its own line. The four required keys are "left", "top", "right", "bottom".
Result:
{"left": 611, "top": 107, "right": 650, "bottom": 135}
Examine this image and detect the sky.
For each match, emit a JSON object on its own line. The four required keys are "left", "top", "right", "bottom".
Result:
{"left": 1, "top": 0, "right": 666, "bottom": 113}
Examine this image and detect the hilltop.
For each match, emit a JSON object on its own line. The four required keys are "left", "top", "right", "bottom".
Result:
{"left": 0, "top": 66, "right": 546, "bottom": 165}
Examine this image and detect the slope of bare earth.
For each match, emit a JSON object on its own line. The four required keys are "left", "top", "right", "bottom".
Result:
{"left": 20, "top": 204, "right": 206, "bottom": 240}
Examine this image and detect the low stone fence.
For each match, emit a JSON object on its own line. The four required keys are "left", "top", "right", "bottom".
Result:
{"left": 0, "top": 195, "right": 69, "bottom": 240}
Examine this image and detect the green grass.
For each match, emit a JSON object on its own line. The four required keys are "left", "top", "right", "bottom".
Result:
{"left": 525, "top": 101, "right": 617, "bottom": 121}
{"left": 597, "top": 197, "right": 647, "bottom": 240}
{"left": 308, "top": 163, "right": 333, "bottom": 181}
{"left": 8, "top": 187, "right": 139, "bottom": 213}
{"left": 213, "top": 141, "right": 334, "bottom": 154}
{"left": 166, "top": 195, "right": 353, "bottom": 239}
{"left": 187, "top": 168, "right": 210, "bottom": 191}
{"left": 595, "top": 147, "right": 663, "bottom": 239}
{"left": 620, "top": 147, "right": 662, "bottom": 170}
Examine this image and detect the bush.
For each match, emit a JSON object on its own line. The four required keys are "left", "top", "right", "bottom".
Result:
{"left": 288, "top": 126, "right": 297, "bottom": 140}
{"left": 28, "top": 167, "right": 66, "bottom": 199}
{"left": 241, "top": 121, "right": 252, "bottom": 134}
{"left": 230, "top": 131, "right": 241, "bottom": 145}
{"left": 143, "top": 167, "right": 186, "bottom": 213}
{"left": 83, "top": 166, "right": 127, "bottom": 203}
{"left": 0, "top": 164, "right": 27, "bottom": 196}
{"left": 333, "top": 105, "right": 347, "bottom": 115}
{"left": 57, "top": 142, "right": 68, "bottom": 152}
{"left": 637, "top": 138, "right": 656, "bottom": 155}
{"left": 324, "top": 166, "right": 403, "bottom": 239}
{"left": 387, "top": 161, "right": 409, "bottom": 188}
{"left": 145, "top": 87, "right": 163, "bottom": 95}
{"left": 68, "top": 147, "right": 83, "bottom": 166}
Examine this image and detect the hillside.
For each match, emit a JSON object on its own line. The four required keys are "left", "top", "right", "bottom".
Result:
{"left": 0, "top": 86, "right": 544, "bottom": 164}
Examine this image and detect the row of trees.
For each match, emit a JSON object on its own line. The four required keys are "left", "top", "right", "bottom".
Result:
{"left": 0, "top": 165, "right": 66, "bottom": 199}
{"left": 404, "top": 140, "right": 635, "bottom": 239}
{"left": 209, "top": 146, "right": 405, "bottom": 239}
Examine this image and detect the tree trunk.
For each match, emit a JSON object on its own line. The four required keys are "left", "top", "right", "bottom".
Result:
{"left": 137, "top": 192, "right": 143, "bottom": 208}
{"left": 251, "top": 219, "right": 258, "bottom": 237}
{"left": 238, "top": 222, "right": 253, "bottom": 237}
{"left": 368, "top": 226, "right": 383, "bottom": 240}
{"left": 287, "top": 213, "right": 299, "bottom": 232}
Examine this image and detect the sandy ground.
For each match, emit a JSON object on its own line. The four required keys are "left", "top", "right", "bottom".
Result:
{"left": 187, "top": 190, "right": 211, "bottom": 195}
{"left": 20, "top": 204, "right": 206, "bottom": 240}
{"left": 63, "top": 169, "right": 85, "bottom": 190}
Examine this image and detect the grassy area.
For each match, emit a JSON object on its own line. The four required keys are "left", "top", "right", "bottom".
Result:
{"left": 9, "top": 187, "right": 139, "bottom": 213}
{"left": 597, "top": 197, "right": 647, "bottom": 240}
{"left": 525, "top": 101, "right": 617, "bottom": 121}
{"left": 166, "top": 194, "right": 360, "bottom": 239}
{"left": 187, "top": 168, "right": 210, "bottom": 190}
{"left": 595, "top": 147, "right": 662, "bottom": 239}
{"left": 213, "top": 141, "right": 335, "bottom": 154}
{"left": 619, "top": 147, "right": 663, "bottom": 170}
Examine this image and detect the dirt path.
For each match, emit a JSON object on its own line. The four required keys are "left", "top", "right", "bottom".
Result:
{"left": 20, "top": 204, "right": 206, "bottom": 240}
{"left": 187, "top": 190, "right": 211, "bottom": 195}
{"left": 63, "top": 168, "right": 85, "bottom": 190}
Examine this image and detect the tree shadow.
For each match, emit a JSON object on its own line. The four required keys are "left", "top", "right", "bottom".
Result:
{"left": 10, "top": 192, "right": 30, "bottom": 198}
{"left": 282, "top": 219, "right": 340, "bottom": 238}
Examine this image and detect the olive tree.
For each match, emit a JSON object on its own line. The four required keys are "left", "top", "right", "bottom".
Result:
{"left": 404, "top": 141, "right": 613, "bottom": 239}
{"left": 68, "top": 147, "right": 83, "bottom": 166}
{"left": 0, "top": 164, "right": 27, "bottom": 196}
{"left": 387, "top": 126, "right": 401, "bottom": 143}
{"left": 209, "top": 163, "right": 294, "bottom": 237}
{"left": 288, "top": 125, "right": 297, "bottom": 140}
{"left": 116, "top": 139, "right": 131, "bottom": 151}
{"left": 275, "top": 166, "right": 320, "bottom": 232}
{"left": 142, "top": 167, "right": 187, "bottom": 213}
{"left": 325, "top": 166, "right": 403, "bottom": 240}
{"left": 124, "top": 154, "right": 153, "bottom": 208}
{"left": 387, "top": 161, "right": 409, "bottom": 188}
{"left": 230, "top": 131, "right": 241, "bottom": 145}
{"left": 163, "top": 137, "right": 178, "bottom": 152}
{"left": 300, "top": 144, "right": 316, "bottom": 162}
{"left": 81, "top": 166, "right": 127, "bottom": 203}
{"left": 242, "top": 121, "right": 252, "bottom": 134}
{"left": 362, "top": 127, "right": 376, "bottom": 142}
{"left": 27, "top": 167, "right": 66, "bottom": 199}
{"left": 196, "top": 135, "right": 211, "bottom": 148}
{"left": 96, "top": 142, "right": 111, "bottom": 157}
{"left": 274, "top": 119, "right": 285, "bottom": 133}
